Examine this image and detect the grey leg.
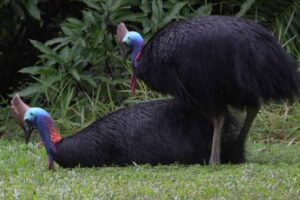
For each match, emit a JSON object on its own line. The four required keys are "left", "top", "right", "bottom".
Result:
{"left": 237, "top": 106, "right": 259, "bottom": 143}
{"left": 209, "top": 115, "right": 225, "bottom": 165}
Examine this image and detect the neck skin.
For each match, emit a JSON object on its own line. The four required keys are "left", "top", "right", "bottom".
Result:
{"left": 131, "top": 42, "right": 143, "bottom": 68}
{"left": 35, "top": 116, "right": 62, "bottom": 169}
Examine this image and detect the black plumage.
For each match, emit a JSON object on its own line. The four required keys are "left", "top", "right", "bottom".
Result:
{"left": 120, "top": 15, "right": 300, "bottom": 164}
{"left": 137, "top": 16, "right": 299, "bottom": 112}
{"left": 35, "top": 99, "right": 244, "bottom": 168}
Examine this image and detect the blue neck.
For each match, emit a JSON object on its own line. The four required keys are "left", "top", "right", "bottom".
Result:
{"left": 35, "top": 116, "right": 56, "bottom": 162}
{"left": 130, "top": 42, "right": 143, "bottom": 68}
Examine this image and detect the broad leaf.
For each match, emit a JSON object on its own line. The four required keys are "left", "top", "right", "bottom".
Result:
{"left": 161, "top": 2, "right": 188, "bottom": 25}
{"left": 45, "top": 37, "right": 70, "bottom": 46}
{"left": 16, "top": 83, "right": 42, "bottom": 97}
{"left": 19, "top": 66, "right": 57, "bottom": 75}
{"left": 19, "top": 66, "right": 41, "bottom": 75}
{"left": 30, "top": 40, "right": 55, "bottom": 55}
{"left": 236, "top": 0, "right": 256, "bottom": 17}
{"left": 23, "top": 0, "right": 40, "bottom": 20}
{"left": 80, "top": 74, "right": 97, "bottom": 88}
{"left": 69, "top": 69, "right": 81, "bottom": 81}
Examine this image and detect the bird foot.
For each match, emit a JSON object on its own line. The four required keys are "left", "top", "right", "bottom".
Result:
{"left": 209, "top": 159, "right": 221, "bottom": 165}
{"left": 10, "top": 94, "right": 30, "bottom": 128}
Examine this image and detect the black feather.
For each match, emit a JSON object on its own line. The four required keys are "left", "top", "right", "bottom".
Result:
{"left": 136, "top": 15, "right": 300, "bottom": 116}
{"left": 51, "top": 99, "right": 244, "bottom": 168}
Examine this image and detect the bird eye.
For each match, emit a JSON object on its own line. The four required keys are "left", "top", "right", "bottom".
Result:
{"left": 30, "top": 112, "right": 33, "bottom": 116}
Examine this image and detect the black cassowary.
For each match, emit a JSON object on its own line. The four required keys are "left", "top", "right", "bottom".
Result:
{"left": 11, "top": 94, "right": 244, "bottom": 169}
{"left": 117, "top": 15, "right": 300, "bottom": 164}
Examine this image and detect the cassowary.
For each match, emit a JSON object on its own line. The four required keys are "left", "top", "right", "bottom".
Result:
{"left": 11, "top": 94, "right": 244, "bottom": 169}
{"left": 117, "top": 15, "right": 300, "bottom": 165}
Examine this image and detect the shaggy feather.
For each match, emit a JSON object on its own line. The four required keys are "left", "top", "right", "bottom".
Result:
{"left": 136, "top": 16, "right": 300, "bottom": 116}
{"left": 47, "top": 99, "right": 243, "bottom": 168}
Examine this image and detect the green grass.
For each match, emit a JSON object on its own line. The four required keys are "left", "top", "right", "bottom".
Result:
{"left": 0, "top": 141, "right": 299, "bottom": 199}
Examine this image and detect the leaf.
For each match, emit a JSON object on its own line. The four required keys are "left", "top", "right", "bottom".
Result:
{"left": 157, "top": 0, "right": 164, "bottom": 20}
{"left": 60, "top": 46, "right": 70, "bottom": 63}
{"left": 141, "top": 0, "right": 150, "bottom": 13}
{"left": 61, "top": 26, "right": 73, "bottom": 36}
{"left": 17, "top": 83, "right": 42, "bottom": 97}
{"left": 30, "top": 41, "right": 64, "bottom": 64}
{"left": 69, "top": 68, "right": 81, "bottom": 81}
{"left": 113, "top": 12, "right": 146, "bottom": 23}
{"left": 19, "top": 66, "right": 57, "bottom": 75}
{"left": 83, "top": 0, "right": 102, "bottom": 12}
{"left": 30, "top": 40, "right": 55, "bottom": 55}
{"left": 45, "top": 37, "right": 70, "bottom": 46}
{"left": 151, "top": 0, "right": 159, "bottom": 24}
{"left": 193, "top": 3, "right": 212, "bottom": 17}
{"left": 19, "top": 66, "right": 41, "bottom": 74}
{"left": 66, "top": 18, "right": 82, "bottom": 25}
{"left": 41, "top": 53, "right": 65, "bottom": 65}
{"left": 11, "top": 1, "right": 25, "bottom": 18}
{"left": 161, "top": 2, "right": 187, "bottom": 25}
{"left": 32, "top": 75, "right": 61, "bottom": 92}
{"left": 236, "top": 0, "right": 256, "bottom": 17}
{"left": 23, "top": 0, "right": 41, "bottom": 20}
{"left": 83, "top": 11, "right": 96, "bottom": 25}
{"left": 77, "top": 38, "right": 86, "bottom": 48}
{"left": 91, "top": 30, "right": 104, "bottom": 47}
{"left": 80, "top": 74, "right": 97, "bottom": 88}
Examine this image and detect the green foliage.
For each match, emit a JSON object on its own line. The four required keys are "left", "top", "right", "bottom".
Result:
{"left": 236, "top": 0, "right": 256, "bottom": 17}
{"left": 255, "top": 0, "right": 300, "bottom": 51}
{"left": 0, "top": 0, "right": 40, "bottom": 39}
{"left": 14, "top": 0, "right": 215, "bottom": 130}
{"left": 0, "top": 141, "right": 300, "bottom": 199}
{"left": 0, "top": 0, "right": 40, "bottom": 20}
{"left": 2, "top": 0, "right": 300, "bottom": 140}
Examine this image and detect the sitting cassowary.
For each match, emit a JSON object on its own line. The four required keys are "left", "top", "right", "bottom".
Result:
{"left": 11, "top": 94, "right": 244, "bottom": 169}
{"left": 117, "top": 15, "right": 300, "bottom": 164}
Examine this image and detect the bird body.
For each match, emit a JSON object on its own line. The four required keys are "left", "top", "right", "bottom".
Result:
{"left": 23, "top": 99, "right": 244, "bottom": 169}
{"left": 118, "top": 15, "right": 300, "bottom": 164}
{"left": 133, "top": 16, "right": 300, "bottom": 116}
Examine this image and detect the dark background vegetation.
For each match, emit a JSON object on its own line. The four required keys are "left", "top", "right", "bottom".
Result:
{"left": 0, "top": 0, "right": 299, "bottom": 141}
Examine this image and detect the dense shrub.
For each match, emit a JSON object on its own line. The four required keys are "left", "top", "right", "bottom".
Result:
{"left": 1, "top": 0, "right": 299, "bottom": 139}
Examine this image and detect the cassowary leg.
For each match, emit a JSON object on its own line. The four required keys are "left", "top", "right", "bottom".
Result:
{"left": 209, "top": 115, "right": 225, "bottom": 165}
{"left": 237, "top": 106, "right": 259, "bottom": 143}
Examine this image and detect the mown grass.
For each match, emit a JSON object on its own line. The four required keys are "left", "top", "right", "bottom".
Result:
{"left": 1, "top": 83, "right": 300, "bottom": 199}
{"left": 0, "top": 141, "right": 299, "bottom": 199}
{"left": 1, "top": 96, "right": 300, "bottom": 199}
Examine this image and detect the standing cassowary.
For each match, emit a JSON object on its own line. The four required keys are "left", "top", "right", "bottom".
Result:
{"left": 117, "top": 15, "right": 300, "bottom": 165}
{"left": 11, "top": 94, "right": 244, "bottom": 169}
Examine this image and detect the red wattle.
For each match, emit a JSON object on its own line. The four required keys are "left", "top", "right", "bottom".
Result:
{"left": 130, "top": 74, "right": 136, "bottom": 96}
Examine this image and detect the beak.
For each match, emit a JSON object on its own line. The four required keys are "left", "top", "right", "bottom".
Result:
{"left": 24, "top": 120, "right": 34, "bottom": 144}
{"left": 123, "top": 48, "right": 131, "bottom": 60}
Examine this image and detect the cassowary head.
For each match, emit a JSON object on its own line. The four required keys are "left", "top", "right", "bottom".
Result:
{"left": 117, "top": 23, "right": 144, "bottom": 95}
{"left": 23, "top": 107, "right": 50, "bottom": 143}
{"left": 24, "top": 107, "right": 61, "bottom": 169}
{"left": 122, "top": 31, "right": 144, "bottom": 53}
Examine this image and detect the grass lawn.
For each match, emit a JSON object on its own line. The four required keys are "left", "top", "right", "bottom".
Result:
{"left": 0, "top": 141, "right": 299, "bottom": 199}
